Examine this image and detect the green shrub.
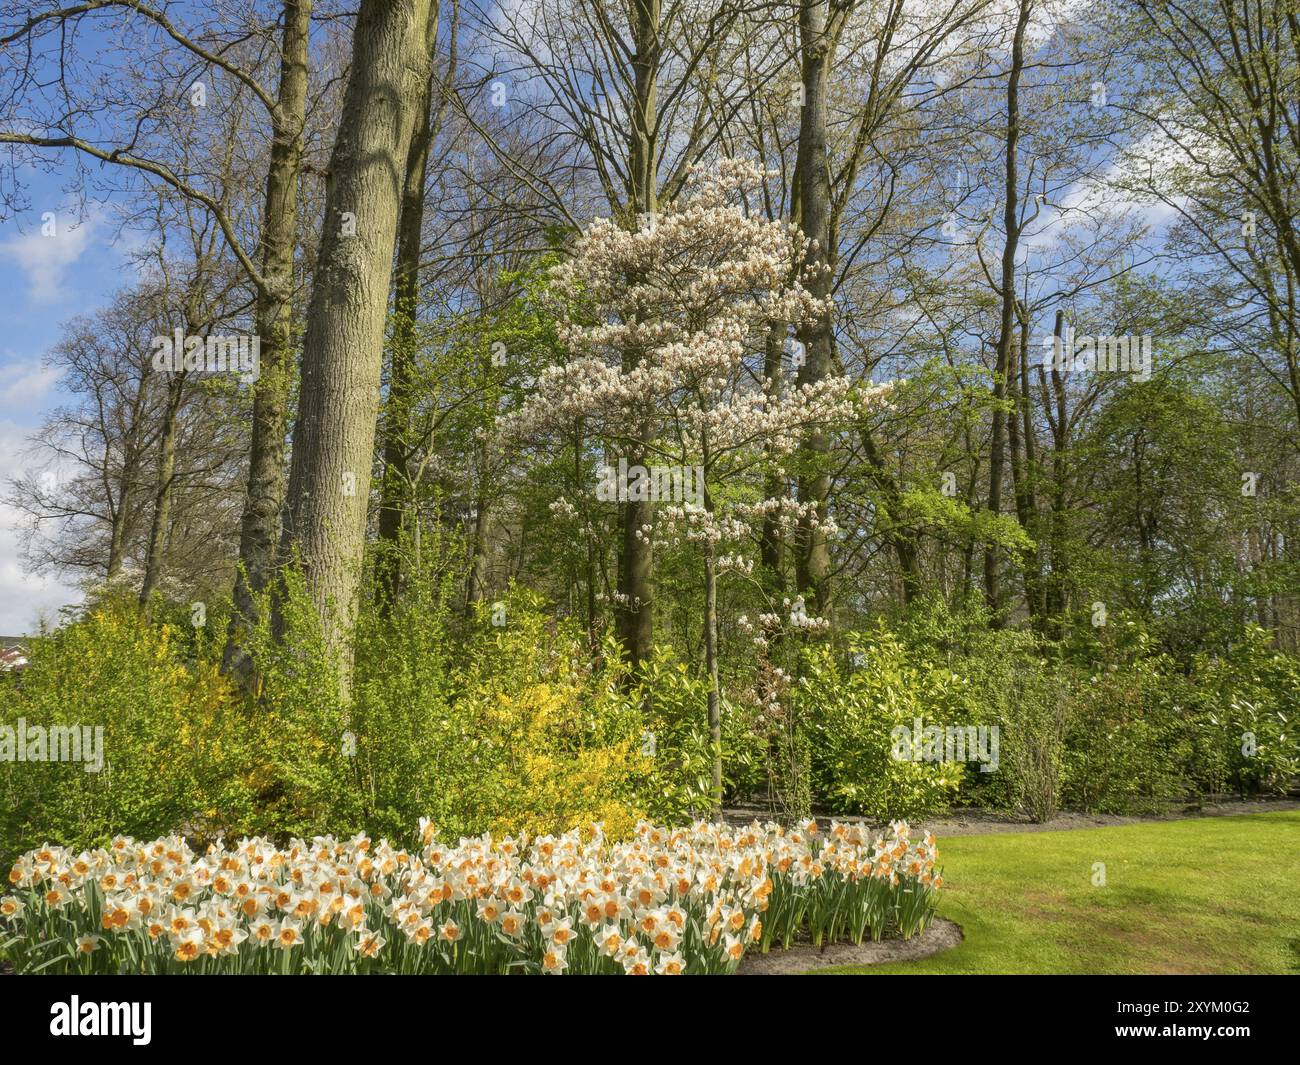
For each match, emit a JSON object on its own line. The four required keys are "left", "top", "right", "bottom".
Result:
{"left": 953, "top": 652, "right": 1072, "bottom": 822}
{"left": 801, "top": 624, "right": 966, "bottom": 819}
{"left": 1054, "top": 619, "right": 1299, "bottom": 813}
{"left": 1060, "top": 660, "right": 1192, "bottom": 814}
{"left": 627, "top": 649, "right": 717, "bottom": 822}
{"left": 0, "top": 598, "right": 259, "bottom": 868}
{"left": 858, "top": 600, "right": 1076, "bottom": 822}
{"left": 247, "top": 576, "right": 695, "bottom": 843}
{"left": 1185, "top": 627, "right": 1300, "bottom": 798}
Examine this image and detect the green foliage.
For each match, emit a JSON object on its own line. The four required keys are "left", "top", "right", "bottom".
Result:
{"left": 627, "top": 649, "right": 717, "bottom": 822}
{"left": 789, "top": 597, "right": 1298, "bottom": 821}
{"left": 4, "top": 576, "right": 1295, "bottom": 866}
{"left": 1, "top": 575, "right": 712, "bottom": 863}
{"left": 952, "top": 652, "right": 1072, "bottom": 823}
{"left": 0, "top": 596, "right": 259, "bottom": 868}
{"left": 800, "top": 624, "right": 967, "bottom": 819}
{"left": 1048, "top": 615, "right": 1294, "bottom": 812}
{"left": 872, "top": 597, "right": 1074, "bottom": 821}
{"left": 1185, "top": 626, "right": 1300, "bottom": 797}
{"left": 1061, "top": 657, "right": 1195, "bottom": 814}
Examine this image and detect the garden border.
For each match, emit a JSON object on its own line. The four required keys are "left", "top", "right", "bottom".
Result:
{"left": 737, "top": 917, "right": 963, "bottom": 975}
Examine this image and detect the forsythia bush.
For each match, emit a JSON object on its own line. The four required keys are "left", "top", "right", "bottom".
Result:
{"left": 0, "top": 584, "right": 704, "bottom": 862}
{"left": 422, "top": 596, "right": 684, "bottom": 839}
{"left": 0, "top": 602, "right": 260, "bottom": 867}
{"left": 0, "top": 818, "right": 941, "bottom": 975}
{"left": 447, "top": 620, "right": 647, "bottom": 839}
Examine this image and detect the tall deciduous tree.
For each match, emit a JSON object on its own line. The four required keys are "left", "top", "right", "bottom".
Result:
{"left": 226, "top": 0, "right": 314, "bottom": 684}
{"left": 278, "top": 0, "right": 440, "bottom": 698}
{"left": 982, "top": 0, "right": 1032, "bottom": 624}
{"left": 501, "top": 160, "right": 884, "bottom": 812}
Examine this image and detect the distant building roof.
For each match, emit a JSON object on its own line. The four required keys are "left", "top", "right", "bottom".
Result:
{"left": 0, "top": 636, "right": 28, "bottom": 671}
{"left": 0, "top": 647, "right": 28, "bottom": 672}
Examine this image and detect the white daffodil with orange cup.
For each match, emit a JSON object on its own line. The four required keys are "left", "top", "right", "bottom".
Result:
{"left": 2, "top": 818, "right": 940, "bottom": 974}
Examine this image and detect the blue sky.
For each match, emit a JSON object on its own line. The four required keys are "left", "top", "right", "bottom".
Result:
{"left": 0, "top": 185, "right": 136, "bottom": 634}
{"left": 0, "top": 0, "right": 1172, "bottom": 638}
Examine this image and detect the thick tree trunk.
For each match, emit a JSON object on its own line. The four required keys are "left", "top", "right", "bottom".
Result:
{"left": 627, "top": 0, "right": 659, "bottom": 216}
{"left": 614, "top": 0, "right": 660, "bottom": 674}
{"left": 377, "top": 57, "right": 437, "bottom": 612}
{"left": 140, "top": 374, "right": 186, "bottom": 607}
{"left": 278, "top": 0, "right": 439, "bottom": 700}
{"left": 794, "top": 0, "right": 835, "bottom": 618}
{"left": 615, "top": 419, "right": 655, "bottom": 670}
{"left": 108, "top": 431, "right": 142, "bottom": 582}
{"left": 225, "top": 0, "right": 313, "bottom": 683}
{"left": 704, "top": 543, "right": 721, "bottom": 816}
{"left": 466, "top": 492, "right": 490, "bottom": 607}
{"left": 1008, "top": 301, "right": 1050, "bottom": 631}
{"left": 961, "top": 423, "right": 980, "bottom": 596}
{"left": 760, "top": 321, "right": 787, "bottom": 591}
{"left": 983, "top": 0, "right": 1031, "bottom": 627}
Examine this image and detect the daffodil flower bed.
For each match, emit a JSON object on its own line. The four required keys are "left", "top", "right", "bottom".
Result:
{"left": 1, "top": 818, "right": 941, "bottom": 974}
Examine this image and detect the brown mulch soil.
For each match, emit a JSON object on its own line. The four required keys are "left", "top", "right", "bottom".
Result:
{"left": 736, "top": 917, "right": 963, "bottom": 975}
{"left": 722, "top": 797, "right": 1300, "bottom": 837}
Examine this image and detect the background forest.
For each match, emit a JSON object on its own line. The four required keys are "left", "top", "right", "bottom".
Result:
{"left": 1, "top": 0, "right": 1297, "bottom": 865}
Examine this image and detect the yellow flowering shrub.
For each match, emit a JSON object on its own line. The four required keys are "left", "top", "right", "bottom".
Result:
{"left": 479, "top": 689, "right": 645, "bottom": 839}
{"left": 0, "top": 601, "right": 261, "bottom": 866}
{"left": 442, "top": 598, "right": 651, "bottom": 840}
{"left": 238, "top": 578, "right": 670, "bottom": 845}
{"left": 0, "top": 580, "right": 702, "bottom": 863}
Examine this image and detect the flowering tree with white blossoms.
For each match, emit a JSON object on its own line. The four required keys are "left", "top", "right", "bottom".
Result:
{"left": 500, "top": 159, "right": 892, "bottom": 813}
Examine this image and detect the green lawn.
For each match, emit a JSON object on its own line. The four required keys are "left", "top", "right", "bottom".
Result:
{"left": 823, "top": 811, "right": 1300, "bottom": 975}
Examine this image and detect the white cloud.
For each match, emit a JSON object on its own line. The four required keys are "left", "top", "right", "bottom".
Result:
{"left": 0, "top": 358, "right": 60, "bottom": 409}
{"left": 0, "top": 418, "right": 82, "bottom": 634}
{"left": 1027, "top": 126, "right": 1191, "bottom": 254}
{"left": 0, "top": 212, "right": 96, "bottom": 304}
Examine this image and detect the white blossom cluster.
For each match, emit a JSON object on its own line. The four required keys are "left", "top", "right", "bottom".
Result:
{"left": 731, "top": 496, "right": 840, "bottom": 539}
{"left": 548, "top": 497, "right": 601, "bottom": 538}
{"left": 496, "top": 159, "right": 858, "bottom": 451}
{"left": 494, "top": 159, "right": 895, "bottom": 615}
{"left": 548, "top": 497, "right": 579, "bottom": 521}
{"left": 735, "top": 594, "right": 831, "bottom": 652}
{"left": 715, "top": 554, "right": 754, "bottom": 576}
{"left": 652, "top": 502, "right": 747, "bottom": 548}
